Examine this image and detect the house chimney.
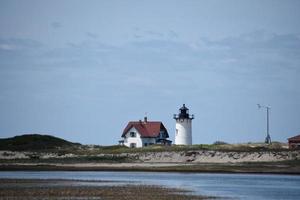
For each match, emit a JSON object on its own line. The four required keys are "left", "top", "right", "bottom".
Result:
{"left": 144, "top": 116, "right": 147, "bottom": 123}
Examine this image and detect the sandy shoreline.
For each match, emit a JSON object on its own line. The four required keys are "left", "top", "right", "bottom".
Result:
{"left": 1, "top": 149, "right": 299, "bottom": 174}
{"left": 2, "top": 149, "right": 300, "bottom": 163}
{"left": 1, "top": 161, "right": 300, "bottom": 174}
{"left": 0, "top": 178, "right": 213, "bottom": 200}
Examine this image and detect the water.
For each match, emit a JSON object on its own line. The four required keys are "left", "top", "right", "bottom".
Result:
{"left": 0, "top": 171, "right": 299, "bottom": 200}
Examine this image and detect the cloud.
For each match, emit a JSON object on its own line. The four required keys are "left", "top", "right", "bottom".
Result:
{"left": 51, "top": 22, "right": 62, "bottom": 29}
{"left": 205, "top": 31, "right": 300, "bottom": 52}
{"left": 169, "top": 30, "right": 178, "bottom": 38}
{"left": 0, "top": 44, "right": 16, "bottom": 50}
{"left": 58, "top": 32, "right": 300, "bottom": 85}
{"left": 145, "top": 30, "right": 164, "bottom": 37}
{"left": 133, "top": 34, "right": 142, "bottom": 39}
{"left": 1, "top": 32, "right": 299, "bottom": 92}
{"left": 200, "top": 32, "right": 300, "bottom": 71}
{"left": 86, "top": 32, "right": 98, "bottom": 39}
{"left": 132, "top": 29, "right": 168, "bottom": 40}
{"left": 0, "top": 38, "right": 43, "bottom": 51}
{"left": 131, "top": 29, "right": 180, "bottom": 41}
{"left": 65, "top": 40, "right": 115, "bottom": 52}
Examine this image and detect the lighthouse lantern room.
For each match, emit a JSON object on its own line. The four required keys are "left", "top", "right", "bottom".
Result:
{"left": 173, "top": 104, "right": 194, "bottom": 145}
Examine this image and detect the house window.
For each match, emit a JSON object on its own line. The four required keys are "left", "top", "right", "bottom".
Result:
{"left": 130, "top": 132, "right": 136, "bottom": 137}
{"left": 144, "top": 143, "right": 148, "bottom": 147}
{"left": 130, "top": 143, "right": 136, "bottom": 148}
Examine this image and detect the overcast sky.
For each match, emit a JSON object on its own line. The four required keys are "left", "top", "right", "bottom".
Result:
{"left": 0, "top": 0, "right": 300, "bottom": 145}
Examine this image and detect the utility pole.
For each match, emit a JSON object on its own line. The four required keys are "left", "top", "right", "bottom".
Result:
{"left": 257, "top": 104, "right": 272, "bottom": 144}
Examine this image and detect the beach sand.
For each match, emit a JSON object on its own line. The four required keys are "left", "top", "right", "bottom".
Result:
{"left": 0, "top": 179, "right": 213, "bottom": 200}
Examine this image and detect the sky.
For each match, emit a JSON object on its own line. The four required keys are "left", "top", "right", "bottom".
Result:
{"left": 0, "top": 0, "right": 300, "bottom": 145}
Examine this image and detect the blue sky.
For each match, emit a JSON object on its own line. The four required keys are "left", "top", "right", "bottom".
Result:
{"left": 0, "top": 0, "right": 300, "bottom": 145}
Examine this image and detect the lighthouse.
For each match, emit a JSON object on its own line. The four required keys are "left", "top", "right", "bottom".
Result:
{"left": 174, "top": 104, "right": 194, "bottom": 145}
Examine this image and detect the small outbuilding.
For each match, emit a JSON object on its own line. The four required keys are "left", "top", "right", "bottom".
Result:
{"left": 288, "top": 134, "right": 300, "bottom": 149}
{"left": 120, "top": 117, "right": 171, "bottom": 148}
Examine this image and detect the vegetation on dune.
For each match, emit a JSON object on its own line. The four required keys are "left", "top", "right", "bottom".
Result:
{"left": 0, "top": 135, "right": 298, "bottom": 173}
{"left": 0, "top": 134, "right": 80, "bottom": 151}
{"left": 0, "top": 134, "right": 289, "bottom": 155}
{"left": 1, "top": 160, "right": 300, "bottom": 173}
{"left": 0, "top": 155, "right": 133, "bottom": 164}
{"left": 78, "top": 142, "right": 288, "bottom": 155}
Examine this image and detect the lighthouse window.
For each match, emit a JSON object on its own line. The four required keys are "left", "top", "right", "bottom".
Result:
{"left": 176, "top": 129, "right": 178, "bottom": 136}
{"left": 130, "top": 132, "right": 136, "bottom": 137}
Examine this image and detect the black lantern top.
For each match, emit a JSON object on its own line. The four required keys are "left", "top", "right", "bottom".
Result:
{"left": 174, "top": 104, "right": 194, "bottom": 120}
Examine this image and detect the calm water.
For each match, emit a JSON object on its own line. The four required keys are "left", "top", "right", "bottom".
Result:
{"left": 0, "top": 171, "right": 300, "bottom": 200}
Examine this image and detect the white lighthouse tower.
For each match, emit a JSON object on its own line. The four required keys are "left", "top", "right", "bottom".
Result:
{"left": 174, "top": 104, "right": 194, "bottom": 145}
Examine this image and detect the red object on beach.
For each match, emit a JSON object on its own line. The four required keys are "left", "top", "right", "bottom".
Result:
{"left": 288, "top": 134, "right": 300, "bottom": 149}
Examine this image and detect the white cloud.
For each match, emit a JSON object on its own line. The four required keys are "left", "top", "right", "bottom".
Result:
{"left": 0, "top": 44, "right": 17, "bottom": 50}
{"left": 51, "top": 22, "right": 62, "bottom": 29}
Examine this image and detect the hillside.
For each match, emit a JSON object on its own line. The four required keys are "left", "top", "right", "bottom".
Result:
{"left": 0, "top": 135, "right": 299, "bottom": 173}
{"left": 0, "top": 134, "right": 80, "bottom": 151}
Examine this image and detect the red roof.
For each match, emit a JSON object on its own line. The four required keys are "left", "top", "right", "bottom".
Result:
{"left": 122, "top": 121, "right": 168, "bottom": 138}
{"left": 288, "top": 134, "right": 300, "bottom": 141}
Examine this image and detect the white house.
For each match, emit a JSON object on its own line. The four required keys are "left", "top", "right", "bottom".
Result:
{"left": 120, "top": 117, "right": 171, "bottom": 148}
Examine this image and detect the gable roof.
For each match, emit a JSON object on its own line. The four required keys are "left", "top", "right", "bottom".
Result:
{"left": 122, "top": 121, "right": 168, "bottom": 138}
{"left": 288, "top": 134, "right": 300, "bottom": 141}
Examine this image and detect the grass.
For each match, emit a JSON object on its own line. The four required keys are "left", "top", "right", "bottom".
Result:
{"left": 0, "top": 142, "right": 294, "bottom": 165}
{"left": 0, "top": 155, "right": 134, "bottom": 164}
{"left": 0, "top": 134, "right": 290, "bottom": 155}
{"left": 48, "top": 143, "right": 286, "bottom": 156}
{"left": 0, "top": 134, "right": 80, "bottom": 151}
{"left": 1, "top": 160, "right": 300, "bottom": 174}
{"left": 145, "top": 160, "right": 300, "bottom": 174}
{"left": 71, "top": 142, "right": 289, "bottom": 155}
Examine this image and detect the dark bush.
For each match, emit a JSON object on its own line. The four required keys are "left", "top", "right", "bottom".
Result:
{"left": 213, "top": 141, "right": 228, "bottom": 145}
